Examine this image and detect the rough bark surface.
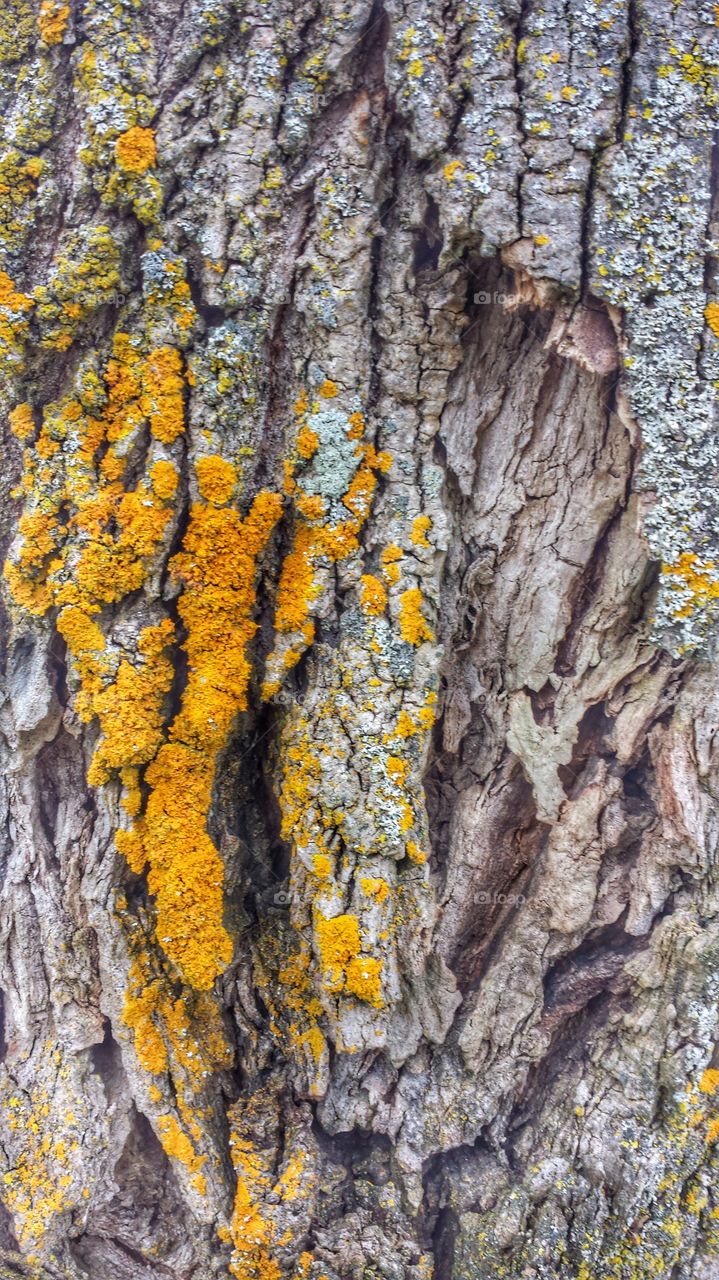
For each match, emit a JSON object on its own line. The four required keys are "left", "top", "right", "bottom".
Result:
{"left": 1, "top": 2, "right": 718, "bottom": 1278}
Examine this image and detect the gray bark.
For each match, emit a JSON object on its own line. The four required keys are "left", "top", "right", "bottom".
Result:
{"left": 0, "top": 1, "right": 718, "bottom": 1278}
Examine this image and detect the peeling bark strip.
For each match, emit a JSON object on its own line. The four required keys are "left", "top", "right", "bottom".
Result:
{"left": 0, "top": 0, "right": 718, "bottom": 1277}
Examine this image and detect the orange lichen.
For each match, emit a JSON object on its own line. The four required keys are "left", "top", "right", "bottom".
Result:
{"left": 706, "top": 301, "right": 719, "bottom": 337}
{"left": 410, "top": 514, "right": 432, "bottom": 548}
{"left": 9, "top": 402, "right": 35, "bottom": 440}
{"left": 142, "top": 346, "right": 185, "bottom": 443}
{"left": 0, "top": 270, "right": 33, "bottom": 311}
{"left": 150, "top": 459, "right": 179, "bottom": 501}
{"left": 359, "top": 573, "right": 387, "bottom": 616}
{"left": 227, "top": 1095, "right": 316, "bottom": 1280}
{"left": 195, "top": 455, "right": 238, "bottom": 505}
{"left": 380, "top": 543, "right": 403, "bottom": 585}
{"left": 296, "top": 424, "right": 319, "bottom": 459}
{"left": 318, "top": 379, "right": 338, "bottom": 398}
{"left": 273, "top": 522, "right": 318, "bottom": 634}
{"left": 115, "top": 126, "right": 157, "bottom": 175}
{"left": 1, "top": 1082, "right": 82, "bottom": 1249}
{"left": 314, "top": 911, "right": 382, "bottom": 1006}
{"left": 360, "top": 876, "right": 390, "bottom": 903}
{"left": 157, "top": 1114, "right": 206, "bottom": 1180}
{"left": 312, "top": 853, "right": 332, "bottom": 878}
{"left": 37, "top": 0, "right": 69, "bottom": 44}
{"left": 662, "top": 552, "right": 719, "bottom": 619}
{"left": 118, "top": 484, "right": 283, "bottom": 989}
{"left": 87, "top": 619, "right": 175, "bottom": 788}
{"left": 386, "top": 755, "right": 408, "bottom": 784}
{"left": 315, "top": 912, "right": 361, "bottom": 991}
{"left": 122, "top": 962, "right": 170, "bottom": 1075}
{"left": 345, "top": 955, "right": 383, "bottom": 1006}
{"left": 699, "top": 1069, "right": 719, "bottom": 1095}
{"left": 399, "top": 586, "right": 434, "bottom": 644}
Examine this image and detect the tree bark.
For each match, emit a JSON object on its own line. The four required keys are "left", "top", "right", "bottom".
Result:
{"left": 1, "top": 1, "right": 718, "bottom": 1277}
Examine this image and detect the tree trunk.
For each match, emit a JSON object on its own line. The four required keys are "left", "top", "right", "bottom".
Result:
{"left": 1, "top": 1, "right": 718, "bottom": 1277}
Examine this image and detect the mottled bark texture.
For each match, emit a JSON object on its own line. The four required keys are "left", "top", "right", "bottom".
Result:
{"left": 0, "top": 1, "right": 718, "bottom": 1277}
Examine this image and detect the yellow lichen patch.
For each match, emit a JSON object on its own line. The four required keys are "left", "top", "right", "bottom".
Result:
{"left": 119, "top": 485, "right": 283, "bottom": 989}
{"left": 87, "top": 618, "right": 175, "bottom": 788}
{"left": 345, "top": 955, "right": 383, "bottom": 1006}
{"left": 122, "top": 962, "right": 170, "bottom": 1075}
{"left": 157, "top": 1114, "right": 206, "bottom": 1181}
{"left": 662, "top": 552, "right": 719, "bottom": 619}
{"left": 296, "top": 424, "right": 319, "bottom": 460}
{"left": 380, "top": 543, "right": 403, "bottom": 585}
{"left": 272, "top": 521, "right": 318, "bottom": 634}
{"left": 315, "top": 912, "right": 360, "bottom": 991}
{"left": 359, "top": 573, "right": 388, "bottom": 616}
{"left": 115, "top": 126, "right": 157, "bottom": 175}
{"left": 410, "top": 515, "right": 432, "bottom": 548}
{"left": 256, "top": 930, "right": 327, "bottom": 1092}
{"left": 195, "top": 455, "right": 238, "bottom": 505}
{"left": 0, "top": 270, "right": 32, "bottom": 312}
{"left": 314, "top": 911, "right": 382, "bottom": 1006}
{"left": 0, "top": 0, "right": 35, "bottom": 63}
{"left": 0, "top": 270, "right": 33, "bottom": 381}
{"left": 699, "top": 1069, "right": 719, "bottom": 1095}
{"left": 150, "top": 459, "right": 179, "bottom": 501}
{"left": 443, "top": 159, "right": 463, "bottom": 182}
{"left": 386, "top": 755, "right": 408, "bottom": 785}
{"left": 1, "top": 1079, "right": 86, "bottom": 1250}
{"left": 360, "top": 876, "right": 390, "bottom": 904}
{"left": 399, "top": 586, "right": 434, "bottom": 645}
{"left": 406, "top": 840, "right": 427, "bottom": 864}
{"left": 318, "top": 379, "right": 338, "bottom": 398}
{"left": 142, "top": 346, "right": 185, "bottom": 443}
{"left": 9, "top": 403, "right": 35, "bottom": 441}
{"left": 37, "top": 0, "right": 69, "bottom": 44}
{"left": 705, "top": 301, "right": 719, "bottom": 338}
{"left": 226, "top": 1094, "right": 317, "bottom": 1280}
